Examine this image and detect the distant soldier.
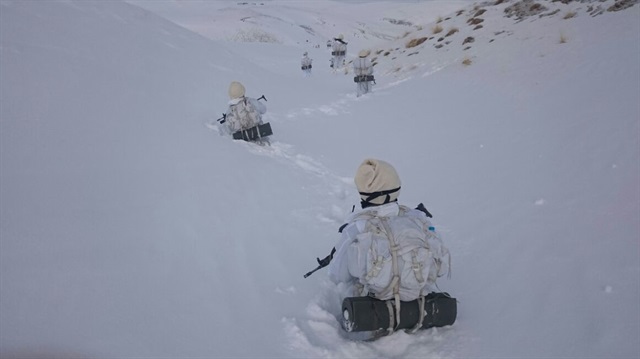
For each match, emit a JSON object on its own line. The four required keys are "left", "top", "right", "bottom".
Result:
{"left": 331, "top": 34, "right": 347, "bottom": 70}
{"left": 353, "top": 49, "right": 374, "bottom": 96}
{"left": 301, "top": 52, "right": 313, "bottom": 76}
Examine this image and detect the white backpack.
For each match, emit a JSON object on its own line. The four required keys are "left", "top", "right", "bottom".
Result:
{"left": 228, "top": 98, "right": 260, "bottom": 132}
{"left": 346, "top": 205, "right": 450, "bottom": 302}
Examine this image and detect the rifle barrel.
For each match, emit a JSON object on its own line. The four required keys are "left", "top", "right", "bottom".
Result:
{"left": 303, "top": 265, "right": 322, "bottom": 278}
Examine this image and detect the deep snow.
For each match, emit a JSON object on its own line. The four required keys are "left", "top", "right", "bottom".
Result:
{"left": 1, "top": 0, "right": 639, "bottom": 358}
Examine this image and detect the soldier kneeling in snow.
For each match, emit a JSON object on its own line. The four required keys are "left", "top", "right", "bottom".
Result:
{"left": 312, "top": 159, "right": 455, "bottom": 338}
{"left": 224, "top": 81, "right": 271, "bottom": 144}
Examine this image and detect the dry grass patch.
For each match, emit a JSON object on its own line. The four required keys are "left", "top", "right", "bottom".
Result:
{"left": 559, "top": 33, "right": 567, "bottom": 43}
{"left": 530, "top": 3, "right": 543, "bottom": 12}
{"left": 608, "top": 0, "right": 638, "bottom": 12}
{"left": 462, "top": 36, "right": 475, "bottom": 45}
{"left": 406, "top": 37, "right": 428, "bottom": 48}
{"left": 462, "top": 57, "right": 472, "bottom": 66}
{"left": 432, "top": 24, "right": 444, "bottom": 34}
{"left": 467, "top": 17, "right": 484, "bottom": 25}
{"left": 474, "top": 9, "right": 487, "bottom": 17}
{"left": 563, "top": 11, "right": 577, "bottom": 19}
{"left": 445, "top": 28, "right": 459, "bottom": 37}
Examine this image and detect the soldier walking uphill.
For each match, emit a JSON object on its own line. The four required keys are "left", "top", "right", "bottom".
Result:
{"left": 301, "top": 52, "right": 313, "bottom": 77}
{"left": 331, "top": 34, "right": 347, "bottom": 70}
{"left": 353, "top": 49, "right": 375, "bottom": 97}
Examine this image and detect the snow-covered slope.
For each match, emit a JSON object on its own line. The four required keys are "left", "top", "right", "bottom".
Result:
{"left": 1, "top": 0, "right": 638, "bottom": 358}
{"left": 128, "top": 0, "right": 467, "bottom": 49}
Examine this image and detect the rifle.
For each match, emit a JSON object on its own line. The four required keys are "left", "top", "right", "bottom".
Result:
{"left": 415, "top": 203, "right": 433, "bottom": 218}
{"left": 257, "top": 95, "right": 267, "bottom": 102}
{"left": 303, "top": 247, "right": 335, "bottom": 278}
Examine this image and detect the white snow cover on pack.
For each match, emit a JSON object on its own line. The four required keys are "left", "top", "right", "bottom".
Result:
{"left": 329, "top": 202, "right": 450, "bottom": 301}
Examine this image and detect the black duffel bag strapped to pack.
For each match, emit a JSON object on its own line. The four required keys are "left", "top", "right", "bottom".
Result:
{"left": 341, "top": 292, "right": 457, "bottom": 337}
{"left": 232, "top": 122, "right": 273, "bottom": 142}
{"left": 354, "top": 75, "right": 375, "bottom": 83}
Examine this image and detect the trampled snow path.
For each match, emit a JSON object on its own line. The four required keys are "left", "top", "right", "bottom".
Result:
{"left": 205, "top": 118, "right": 354, "bottom": 224}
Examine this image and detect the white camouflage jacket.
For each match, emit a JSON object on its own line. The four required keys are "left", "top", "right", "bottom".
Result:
{"left": 353, "top": 57, "right": 373, "bottom": 76}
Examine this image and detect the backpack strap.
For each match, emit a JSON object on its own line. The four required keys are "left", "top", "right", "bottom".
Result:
{"left": 385, "top": 300, "right": 395, "bottom": 335}
{"left": 406, "top": 295, "right": 426, "bottom": 334}
{"left": 410, "top": 249, "right": 425, "bottom": 284}
{"left": 379, "top": 218, "right": 402, "bottom": 330}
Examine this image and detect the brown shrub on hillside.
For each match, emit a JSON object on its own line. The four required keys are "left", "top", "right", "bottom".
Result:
{"left": 608, "top": 0, "right": 638, "bottom": 12}
{"left": 505, "top": 1, "right": 549, "bottom": 20}
{"left": 559, "top": 33, "right": 567, "bottom": 43}
{"left": 445, "top": 28, "right": 459, "bottom": 37}
{"left": 406, "top": 37, "right": 428, "bottom": 48}
{"left": 474, "top": 9, "right": 487, "bottom": 17}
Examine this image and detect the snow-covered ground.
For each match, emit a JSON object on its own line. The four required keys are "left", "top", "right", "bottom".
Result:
{"left": 1, "top": 0, "right": 638, "bottom": 358}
